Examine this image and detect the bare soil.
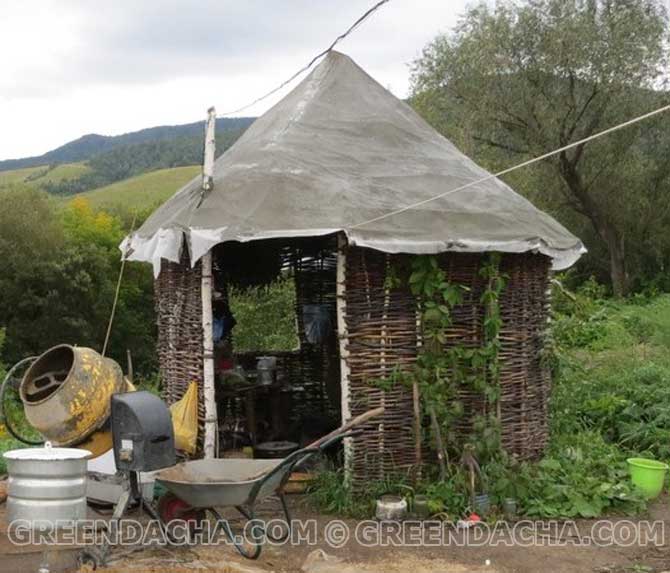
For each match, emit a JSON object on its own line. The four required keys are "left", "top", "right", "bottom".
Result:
{"left": 1, "top": 495, "right": 670, "bottom": 573}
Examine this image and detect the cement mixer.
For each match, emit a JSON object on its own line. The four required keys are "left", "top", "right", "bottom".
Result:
{"left": 1, "top": 344, "right": 134, "bottom": 458}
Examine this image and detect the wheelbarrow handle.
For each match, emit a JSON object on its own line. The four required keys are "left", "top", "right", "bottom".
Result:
{"left": 317, "top": 430, "right": 362, "bottom": 451}
{"left": 306, "top": 406, "right": 384, "bottom": 450}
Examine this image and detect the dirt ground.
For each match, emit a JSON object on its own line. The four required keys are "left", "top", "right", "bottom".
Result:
{"left": 2, "top": 495, "right": 670, "bottom": 573}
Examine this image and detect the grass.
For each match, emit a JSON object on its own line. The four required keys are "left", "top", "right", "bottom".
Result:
{"left": 0, "top": 162, "right": 90, "bottom": 188}
{"left": 79, "top": 165, "right": 199, "bottom": 210}
{"left": 0, "top": 166, "right": 44, "bottom": 186}
{"left": 0, "top": 162, "right": 196, "bottom": 211}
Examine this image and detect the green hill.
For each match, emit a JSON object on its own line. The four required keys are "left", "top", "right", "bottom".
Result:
{"left": 0, "top": 162, "right": 89, "bottom": 187}
{"left": 0, "top": 162, "right": 198, "bottom": 212}
{"left": 80, "top": 165, "right": 200, "bottom": 210}
{"left": 0, "top": 117, "right": 254, "bottom": 172}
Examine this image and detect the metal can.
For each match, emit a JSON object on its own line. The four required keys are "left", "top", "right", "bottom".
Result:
{"left": 4, "top": 443, "right": 90, "bottom": 528}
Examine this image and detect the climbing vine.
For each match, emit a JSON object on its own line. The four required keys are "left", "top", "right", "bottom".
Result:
{"left": 372, "top": 252, "right": 507, "bottom": 465}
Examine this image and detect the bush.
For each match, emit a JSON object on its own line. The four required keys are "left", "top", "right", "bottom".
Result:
{"left": 0, "top": 188, "right": 157, "bottom": 376}
{"left": 229, "top": 278, "right": 299, "bottom": 352}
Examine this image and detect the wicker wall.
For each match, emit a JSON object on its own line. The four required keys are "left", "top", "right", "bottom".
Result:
{"left": 286, "top": 237, "right": 340, "bottom": 421}
{"left": 342, "top": 247, "right": 552, "bottom": 487}
{"left": 155, "top": 253, "right": 205, "bottom": 451}
{"left": 154, "top": 241, "right": 552, "bottom": 480}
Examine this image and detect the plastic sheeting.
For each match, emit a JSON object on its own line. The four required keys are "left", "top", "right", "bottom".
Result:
{"left": 122, "top": 51, "right": 585, "bottom": 277}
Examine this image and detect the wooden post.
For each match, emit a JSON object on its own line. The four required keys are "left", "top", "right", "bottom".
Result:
{"left": 201, "top": 107, "right": 217, "bottom": 459}
{"left": 414, "top": 303, "right": 423, "bottom": 480}
{"left": 202, "top": 106, "right": 216, "bottom": 193}
{"left": 336, "top": 234, "right": 353, "bottom": 482}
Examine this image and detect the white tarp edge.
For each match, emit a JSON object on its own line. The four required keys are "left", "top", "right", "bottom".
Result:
{"left": 120, "top": 227, "right": 586, "bottom": 278}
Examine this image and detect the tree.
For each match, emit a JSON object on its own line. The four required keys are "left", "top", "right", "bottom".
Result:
{"left": 411, "top": 0, "right": 670, "bottom": 295}
{"left": 0, "top": 188, "right": 156, "bottom": 374}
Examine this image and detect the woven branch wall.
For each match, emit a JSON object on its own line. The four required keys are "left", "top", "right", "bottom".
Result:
{"left": 154, "top": 240, "right": 551, "bottom": 476}
{"left": 285, "top": 237, "right": 340, "bottom": 422}
{"left": 155, "top": 253, "right": 205, "bottom": 453}
{"left": 343, "top": 247, "right": 552, "bottom": 487}
{"left": 155, "top": 237, "right": 342, "bottom": 457}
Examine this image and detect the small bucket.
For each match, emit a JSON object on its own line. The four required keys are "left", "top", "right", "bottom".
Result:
{"left": 627, "top": 458, "right": 668, "bottom": 499}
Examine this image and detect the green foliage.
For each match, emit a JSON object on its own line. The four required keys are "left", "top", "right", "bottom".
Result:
{"left": 0, "top": 437, "right": 26, "bottom": 475}
{"left": 411, "top": 0, "right": 670, "bottom": 295}
{"left": 393, "top": 254, "right": 506, "bottom": 461}
{"left": 0, "top": 329, "right": 5, "bottom": 376}
{"left": 309, "top": 468, "right": 414, "bottom": 519}
{"left": 540, "top": 288, "right": 670, "bottom": 515}
{"left": 229, "top": 277, "right": 300, "bottom": 352}
{"left": 551, "top": 293, "right": 670, "bottom": 458}
{"left": 0, "top": 187, "right": 156, "bottom": 375}
{"left": 522, "top": 433, "right": 645, "bottom": 518}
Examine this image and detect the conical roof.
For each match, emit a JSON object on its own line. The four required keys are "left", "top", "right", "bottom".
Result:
{"left": 124, "top": 51, "right": 584, "bottom": 276}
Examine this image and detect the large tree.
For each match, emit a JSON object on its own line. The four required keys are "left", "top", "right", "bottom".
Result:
{"left": 411, "top": 0, "right": 670, "bottom": 295}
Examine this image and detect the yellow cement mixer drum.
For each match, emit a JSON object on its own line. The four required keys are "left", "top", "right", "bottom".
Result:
{"left": 20, "top": 345, "right": 127, "bottom": 447}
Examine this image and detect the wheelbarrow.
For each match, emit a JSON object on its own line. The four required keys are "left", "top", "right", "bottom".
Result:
{"left": 153, "top": 406, "right": 383, "bottom": 559}
{"left": 154, "top": 432, "right": 347, "bottom": 558}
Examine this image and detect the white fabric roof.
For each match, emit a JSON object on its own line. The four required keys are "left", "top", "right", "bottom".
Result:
{"left": 122, "top": 51, "right": 584, "bottom": 277}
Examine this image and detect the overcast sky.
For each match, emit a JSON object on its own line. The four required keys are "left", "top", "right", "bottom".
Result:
{"left": 0, "top": 0, "right": 472, "bottom": 160}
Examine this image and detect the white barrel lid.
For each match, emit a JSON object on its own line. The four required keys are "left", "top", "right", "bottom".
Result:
{"left": 3, "top": 441, "right": 91, "bottom": 461}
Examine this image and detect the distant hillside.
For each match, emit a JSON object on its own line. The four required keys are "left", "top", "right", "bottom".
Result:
{"left": 0, "top": 117, "right": 254, "bottom": 171}
{"left": 0, "top": 162, "right": 90, "bottom": 188}
{"left": 80, "top": 165, "right": 200, "bottom": 211}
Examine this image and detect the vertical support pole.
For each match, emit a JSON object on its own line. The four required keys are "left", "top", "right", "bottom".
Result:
{"left": 336, "top": 234, "right": 352, "bottom": 482}
{"left": 202, "top": 106, "right": 216, "bottom": 192}
{"left": 201, "top": 107, "right": 217, "bottom": 459}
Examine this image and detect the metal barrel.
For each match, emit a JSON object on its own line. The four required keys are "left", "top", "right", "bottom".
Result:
{"left": 4, "top": 445, "right": 90, "bottom": 527}
{"left": 20, "top": 344, "right": 126, "bottom": 446}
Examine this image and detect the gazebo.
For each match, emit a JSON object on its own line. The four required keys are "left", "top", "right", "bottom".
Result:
{"left": 122, "top": 51, "right": 584, "bottom": 486}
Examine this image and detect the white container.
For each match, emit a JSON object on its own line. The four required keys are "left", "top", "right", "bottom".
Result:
{"left": 4, "top": 442, "right": 91, "bottom": 528}
{"left": 375, "top": 495, "right": 408, "bottom": 521}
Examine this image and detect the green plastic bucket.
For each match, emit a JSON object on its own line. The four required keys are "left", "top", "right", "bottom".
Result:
{"left": 627, "top": 458, "right": 668, "bottom": 499}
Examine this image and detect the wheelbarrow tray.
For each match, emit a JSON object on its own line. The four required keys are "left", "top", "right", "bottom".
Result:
{"left": 154, "top": 458, "right": 284, "bottom": 508}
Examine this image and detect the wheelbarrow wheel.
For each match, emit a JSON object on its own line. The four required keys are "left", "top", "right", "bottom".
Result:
{"left": 157, "top": 492, "right": 207, "bottom": 543}
{"left": 208, "top": 508, "right": 262, "bottom": 560}
{"left": 78, "top": 547, "right": 102, "bottom": 571}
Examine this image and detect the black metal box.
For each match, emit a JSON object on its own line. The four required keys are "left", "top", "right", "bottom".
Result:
{"left": 111, "top": 391, "right": 176, "bottom": 472}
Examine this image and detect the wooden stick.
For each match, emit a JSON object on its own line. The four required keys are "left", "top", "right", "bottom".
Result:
{"left": 429, "top": 406, "right": 446, "bottom": 481}
{"left": 126, "top": 349, "right": 134, "bottom": 384}
{"left": 413, "top": 381, "right": 422, "bottom": 480}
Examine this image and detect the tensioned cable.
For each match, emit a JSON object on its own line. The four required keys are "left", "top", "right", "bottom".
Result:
{"left": 350, "top": 102, "right": 670, "bottom": 229}
{"left": 217, "top": 0, "right": 391, "bottom": 117}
